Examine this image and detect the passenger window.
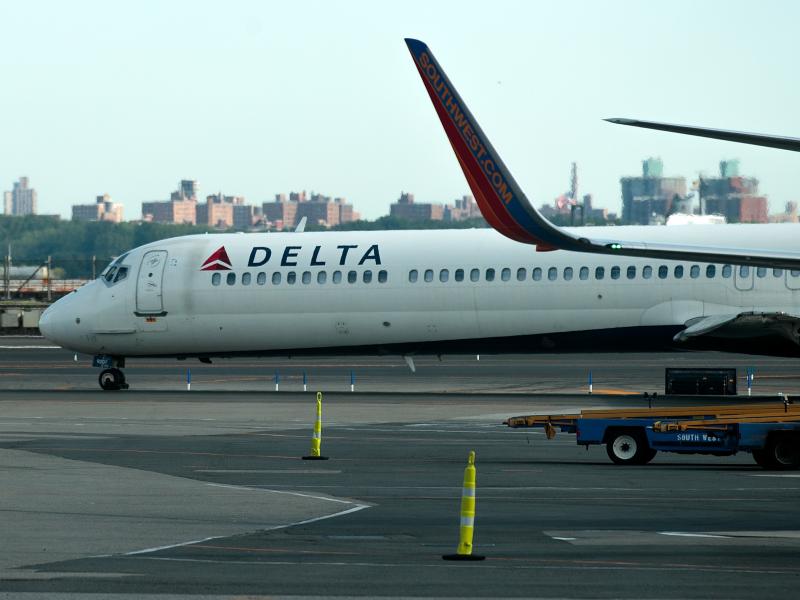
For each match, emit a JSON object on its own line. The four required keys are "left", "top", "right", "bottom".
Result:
{"left": 424, "top": 269, "right": 434, "bottom": 282}
{"left": 658, "top": 265, "right": 668, "bottom": 279}
{"left": 485, "top": 268, "right": 495, "bottom": 281}
{"left": 579, "top": 266, "right": 589, "bottom": 280}
{"left": 722, "top": 265, "right": 733, "bottom": 278}
{"left": 532, "top": 267, "right": 542, "bottom": 281}
{"left": 501, "top": 268, "right": 511, "bottom": 281}
{"left": 674, "top": 265, "right": 684, "bottom": 279}
{"left": 409, "top": 269, "right": 418, "bottom": 283}
{"left": 774, "top": 268, "right": 784, "bottom": 277}
{"left": 257, "top": 272, "right": 266, "bottom": 285}
{"left": 287, "top": 271, "right": 296, "bottom": 285}
{"left": 548, "top": 267, "right": 557, "bottom": 281}
{"left": 595, "top": 266, "right": 605, "bottom": 280}
{"left": 332, "top": 270, "right": 342, "bottom": 284}
{"left": 690, "top": 265, "right": 700, "bottom": 279}
{"left": 212, "top": 272, "right": 221, "bottom": 286}
{"left": 642, "top": 266, "right": 652, "bottom": 279}
{"left": 563, "top": 267, "right": 573, "bottom": 281}
{"left": 348, "top": 270, "right": 357, "bottom": 283}
{"left": 378, "top": 270, "right": 388, "bottom": 283}
{"left": 317, "top": 271, "right": 327, "bottom": 284}
{"left": 455, "top": 269, "right": 465, "bottom": 282}
{"left": 440, "top": 269, "right": 449, "bottom": 283}
{"left": 792, "top": 270, "right": 800, "bottom": 278}
{"left": 706, "top": 265, "right": 716, "bottom": 278}
{"left": 626, "top": 266, "right": 636, "bottom": 280}
{"left": 610, "top": 266, "right": 620, "bottom": 280}
{"left": 242, "top": 272, "right": 252, "bottom": 285}
{"left": 226, "top": 272, "right": 236, "bottom": 285}
{"left": 302, "top": 271, "right": 311, "bottom": 284}
{"left": 363, "top": 270, "right": 372, "bottom": 283}
{"left": 517, "top": 267, "right": 526, "bottom": 281}
{"left": 272, "top": 272, "right": 281, "bottom": 284}
{"left": 470, "top": 268, "right": 480, "bottom": 282}
{"left": 756, "top": 267, "right": 767, "bottom": 278}
{"left": 113, "top": 266, "right": 129, "bottom": 283}
{"left": 739, "top": 265, "right": 750, "bottom": 278}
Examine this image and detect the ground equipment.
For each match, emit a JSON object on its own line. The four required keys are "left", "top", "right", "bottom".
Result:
{"left": 505, "top": 400, "right": 800, "bottom": 469}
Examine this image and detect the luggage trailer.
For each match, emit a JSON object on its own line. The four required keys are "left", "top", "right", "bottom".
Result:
{"left": 505, "top": 401, "right": 800, "bottom": 469}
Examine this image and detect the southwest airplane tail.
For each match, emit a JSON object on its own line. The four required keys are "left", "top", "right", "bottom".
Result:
{"left": 405, "top": 38, "right": 800, "bottom": 270}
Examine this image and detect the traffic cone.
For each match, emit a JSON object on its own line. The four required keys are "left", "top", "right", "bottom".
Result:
{"left": 302, "top": 392, "right": 328, "bottom": 460}
{"left": 442, "top": 450, "right": 485, "bottom": 560}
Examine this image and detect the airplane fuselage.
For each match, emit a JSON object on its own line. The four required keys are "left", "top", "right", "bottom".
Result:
{"left": 39, "top": 224, "right": 800, "bottom": 359}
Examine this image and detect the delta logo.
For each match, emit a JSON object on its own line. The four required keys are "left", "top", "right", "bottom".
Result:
{"left": 200, "top": 246, "right": 233, "bottom": 271}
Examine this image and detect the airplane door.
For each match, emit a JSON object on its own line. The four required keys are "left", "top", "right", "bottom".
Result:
{"left": 734, "top": 264, "right": 753, "bottom": 291}
{"left": 136, "top": 250, "right": 168, "bottom": 315}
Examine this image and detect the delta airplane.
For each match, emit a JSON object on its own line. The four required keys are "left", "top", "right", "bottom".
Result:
{"left": 39, "top": 39, "right": 800, "bottom": 390}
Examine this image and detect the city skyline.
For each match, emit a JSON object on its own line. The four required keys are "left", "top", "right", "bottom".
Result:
{"left": 1, "top": 1, "right": 799, "bottom": 221}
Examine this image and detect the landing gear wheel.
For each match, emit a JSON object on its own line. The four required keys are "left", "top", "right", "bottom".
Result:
{"left": 99, "top": 368, "right": 127, "bottom": 391}
{"left": 606, "top": 430, "right": 653, "bottom": 465}
{"left": 753, "top": 435, "right": 800, "bottom": 470}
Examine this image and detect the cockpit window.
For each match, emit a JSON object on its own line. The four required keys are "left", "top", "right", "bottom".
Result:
{"left": 113, "top": 266, "right": 129, "bottom": 283}
{"left": 99, "top": 253, "right": 129, "bottom": 279}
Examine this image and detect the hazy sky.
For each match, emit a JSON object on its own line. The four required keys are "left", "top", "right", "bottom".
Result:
{"left": 1, "top": 0, "right": 799, "bottom": 220}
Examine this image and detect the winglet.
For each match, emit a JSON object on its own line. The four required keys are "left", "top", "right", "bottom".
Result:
{"left": 405, "top": 38, "right": 568, "bottom": 250}
{"left": 604, "top": 118, "right": 800, "bottom": 152}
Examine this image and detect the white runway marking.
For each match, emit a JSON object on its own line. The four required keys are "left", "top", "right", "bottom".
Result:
{"left": 125, "top": 483, "right": 369, "bottom": 556}
{"left": 659, "top": 532, "right": 731, "bottom": 539}
{"left": 0, "top": 345, "right": 59, "bottom": 349}
{"left": 195, "top": 469, "right": 341, "bottom": 474}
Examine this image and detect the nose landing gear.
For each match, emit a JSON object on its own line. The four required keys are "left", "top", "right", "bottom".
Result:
{"left": 99, "top": 368, "right": 128, "bottom": 390}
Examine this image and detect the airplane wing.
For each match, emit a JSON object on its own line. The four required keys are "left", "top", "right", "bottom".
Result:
{"left": 404, "top": 38, "right": 800, "bottom": 269}
{"left": 674, "top": 312, "right": 800, "bottom": 346}
{"left": 605, "top": 119, "right": 800, "bottom": 153}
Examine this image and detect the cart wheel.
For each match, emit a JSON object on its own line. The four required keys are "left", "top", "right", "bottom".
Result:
{"left": 757, "top": 435, "right": 800, "bottom": 470}
{"left": 606, "top": 430, "right": 651, "bottom": 465}
{"left": 751, "top": 448, "right": 772, "bottom": 469}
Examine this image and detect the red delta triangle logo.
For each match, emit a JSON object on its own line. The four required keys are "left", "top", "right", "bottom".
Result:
{"left": 200, "top": 246, "right": 233, "bottom": 271}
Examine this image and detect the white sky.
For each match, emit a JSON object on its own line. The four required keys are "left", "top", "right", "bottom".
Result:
{"left": 1, "top": 0, "right": 798, "bottom": 220}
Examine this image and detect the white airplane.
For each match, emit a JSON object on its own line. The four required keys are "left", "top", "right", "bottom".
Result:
{"left": 39, "top": 39, "right": 800, "bottom": 390}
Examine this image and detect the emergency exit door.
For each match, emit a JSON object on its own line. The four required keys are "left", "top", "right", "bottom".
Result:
{"left": 136, "top": 250, "right": 168, "bottom": 315}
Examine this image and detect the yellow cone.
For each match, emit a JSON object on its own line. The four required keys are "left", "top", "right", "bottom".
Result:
{"left": 302, "top": 392, "right": 328, "bottom": 460}
{"left": 443, "top": 450, "right": 485, "bottom": 560}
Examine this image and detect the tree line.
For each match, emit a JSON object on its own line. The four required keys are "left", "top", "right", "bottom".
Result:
{"left": 1, "top": 215, "right": 490, "bottom": 278}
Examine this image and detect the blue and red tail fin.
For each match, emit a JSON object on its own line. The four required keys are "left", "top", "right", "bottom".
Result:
{"left": 405, "top": 38, "right": 556, "bottom": 250}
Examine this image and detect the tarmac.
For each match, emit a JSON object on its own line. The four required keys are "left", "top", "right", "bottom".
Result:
{"left": 2, "top": 337, "right": 800, "bottom": 598}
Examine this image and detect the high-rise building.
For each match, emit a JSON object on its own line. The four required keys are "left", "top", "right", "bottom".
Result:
{"left": 194, "top": 193, "right": 254, "bottom": 229}
{"left": 72, "top": 194, "right": 124, "bottom": 223}
{"left": 172, "top": 179, "right": 198, "bottom": 201}
{"left": 262, "top": 191, "right": 358, "bottom": 229}
{"left": 620, "top": 158, "right": 687, "bottom": 225}
{"left": 3, "top": 177, "right": 37, "bottom": 216}
{"left": 142, "top": 180, "right": 199, "bottom": 224}
{"left": 390, "top": 191, "right": 444, "bottom": 221}
{"left": 444, "top": 195, "right": 481, "bottom": 221}
{"left": 262, "top": 193, "right": 298, "bottom": 228}
{"left": 700, "top": 160, "right": 767, "bottom": 224}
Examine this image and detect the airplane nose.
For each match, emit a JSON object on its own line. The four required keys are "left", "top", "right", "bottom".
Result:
{"left": 38, "top": 306, "right": 54, "bottom": 340}
{"left": 39, "top": 297, "right": 70, "bottom": 347}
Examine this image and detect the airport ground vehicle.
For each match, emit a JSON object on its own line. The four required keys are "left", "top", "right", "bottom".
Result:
{"left": 505, "top": 401, "right": 800, "bottom": 469}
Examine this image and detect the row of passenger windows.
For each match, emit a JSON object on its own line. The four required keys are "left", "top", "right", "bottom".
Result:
{"left": 212, "top": 269, "right": 389, "bottom": 287}
{"left": 408, "top": 265, "right": 800, "bottom": 283}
